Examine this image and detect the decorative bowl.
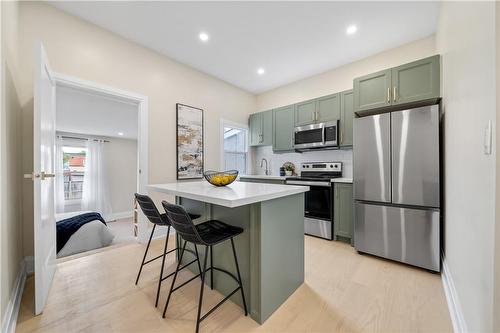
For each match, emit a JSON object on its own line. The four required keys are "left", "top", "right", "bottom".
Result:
{"left": 204, "top": 170, "right": 238, "bottom": 187}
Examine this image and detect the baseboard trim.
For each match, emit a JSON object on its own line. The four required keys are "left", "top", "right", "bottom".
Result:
{"left": 441, "top": 254, "right": 468, "bottom": 333}
{"left": 1, "top": 259, "right": 28, "bottom": 333}
{"left": 106, "top": 211, "right": 133, "bottom": 222}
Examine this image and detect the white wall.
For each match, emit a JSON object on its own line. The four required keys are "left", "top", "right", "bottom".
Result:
{"left": 0, "top": 0, "right": 23, "bottom": 324}
{"left": 16, "top": 2, "right": 256, "bottom": 256}
{"left": 436, "top": 2, "right": 497, "bottom": 332}
{"left": 104, "top": 138, "right": 137, "bottom": 218}
{"left": 256, "top": 35, "right": 436, "bottom": 111}
{"left": 494, "top": 2, "right": 500, "bottom": 332}
{"left": 254, "top": 35, "right": 437, "bottom": 179}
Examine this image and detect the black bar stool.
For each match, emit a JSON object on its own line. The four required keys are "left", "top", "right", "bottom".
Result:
{"left": 134, "top": 193, "right": 201, "bottom": 307}
{"left": 161, "top": 201, "right": 248, "bottom": 333}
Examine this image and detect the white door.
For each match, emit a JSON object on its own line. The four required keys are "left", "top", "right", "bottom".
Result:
{"left": 33, "top": 43, "right": 57, "bottom": 315}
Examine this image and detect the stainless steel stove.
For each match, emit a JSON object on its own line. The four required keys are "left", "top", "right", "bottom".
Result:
{"left": 286, "top": 162, "right": 342, "bottom": 240}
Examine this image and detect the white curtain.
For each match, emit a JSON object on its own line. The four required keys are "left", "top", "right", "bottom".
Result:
{"left": 82, "top": 139, "right": 112, "bottom": 219}
{"left": 55, "top": 136, "right": 66, "bottom": 213}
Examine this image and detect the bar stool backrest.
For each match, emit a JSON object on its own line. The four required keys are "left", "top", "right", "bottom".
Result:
{"left": 161, "top": 201, "right": 203, "bottom": 245}
{"left": 135, "top": 193, "right": 168, "bottom": 225}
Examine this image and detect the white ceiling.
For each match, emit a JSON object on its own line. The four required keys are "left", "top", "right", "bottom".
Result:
{"left": 49, "top": 1, "right": 440, "bottom": 94}
{"left": 56, "top": 85, "right": 138, "bottom": 139}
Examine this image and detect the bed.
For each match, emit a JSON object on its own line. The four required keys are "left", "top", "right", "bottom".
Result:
{"left": 56, "top": 211, "right": 115, "bottom": 258}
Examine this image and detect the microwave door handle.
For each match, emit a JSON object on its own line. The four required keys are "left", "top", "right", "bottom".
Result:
{"left": 323, "top": 126, "right": 326, "bottom": 145}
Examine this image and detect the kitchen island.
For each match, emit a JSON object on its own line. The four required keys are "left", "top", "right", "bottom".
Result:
{"left": 148, "top": 180, "right": 308, "bottom": 324}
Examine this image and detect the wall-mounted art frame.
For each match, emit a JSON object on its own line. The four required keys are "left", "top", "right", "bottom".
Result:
{"left": 176, "top": 103, "right": 204, "bottom": 179}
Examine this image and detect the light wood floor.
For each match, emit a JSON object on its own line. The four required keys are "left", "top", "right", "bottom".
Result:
{"left": 16, "top": 236, "right": 452, "bottom": 333}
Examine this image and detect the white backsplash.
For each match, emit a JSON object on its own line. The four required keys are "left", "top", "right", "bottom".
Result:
{"left": 250, "top": 146, "right": 353, "bottom": 178}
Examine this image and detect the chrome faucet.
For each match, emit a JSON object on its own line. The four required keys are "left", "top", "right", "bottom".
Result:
{"left": 260, "top": 158, "right": 270, "bottom": 175}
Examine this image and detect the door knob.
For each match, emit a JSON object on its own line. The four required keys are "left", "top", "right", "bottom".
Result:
{"left": 40, "top": 171, "right": 55, "bottom": 180}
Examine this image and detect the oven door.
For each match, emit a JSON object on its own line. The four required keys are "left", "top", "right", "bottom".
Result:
{"left": 287, "top": 180, "right": 333, "bottom": 240}
{"left": 294, "top": 123, "right": 324, "bottom": 149}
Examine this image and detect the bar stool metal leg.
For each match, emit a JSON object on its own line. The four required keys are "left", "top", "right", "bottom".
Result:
{"left": 210, "top": 245, "right": 214, "bottom": 290}
{"left": 155, "top": 226, "right": 171, "bottom": 307}
{"left": 135, "top": 224, "right": 156, "bottom": 285}
{"left": 231, "top": 238, "right": 248, "bottom": 316}
{"left": 194, "top": 244, "right": 203, "bottom": 277}
{"left": 163, "top": 240, "right": 187, "bottom": 318}
{"left": 195, "top": 246, "right": 210, "bottom": 333}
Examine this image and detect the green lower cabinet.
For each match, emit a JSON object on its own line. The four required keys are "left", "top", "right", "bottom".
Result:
{"left": 273, "top": 105, "right": 295, "bottom": 152}
{"left": 334, "top": 183, "right": 353, "bottom": 244}
{"left": 340, "top": 90, "right": 354, "bottom": 148}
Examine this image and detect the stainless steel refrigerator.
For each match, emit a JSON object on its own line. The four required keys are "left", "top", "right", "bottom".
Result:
{"left": 353, "top": 104, "right": 440, "bottom": 272}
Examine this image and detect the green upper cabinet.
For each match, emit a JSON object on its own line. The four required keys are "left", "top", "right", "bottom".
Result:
{"left": 339, "top": 90, "right": 354, "bottom": 148}
{"left": 261, "top": 110, "right": 273, "bottom": 146}
{"left": 294, "top": 100, "right": 316, "bottom": 126}
{"left": 249, "top": 110, "right": 273, "bottom": 147}
{"left": 334, "top": 183, "right": 353, "bottom": 243}
{"left": 353, "top": 69, "right": 392, "bottom": 113}
{"left": 392, "top": 55, "right": 440, "bottom": 105}
{"left": 353, "top": 55, "right": 441, "bottom": 114}
{"left": 249, "top": 113, "right": 262, "bottom": 146}
{"left": 273, "top": 105, "right": 295, "bottom": 152}
{"left": 316, "top": 93, "right": 340, "bottom": 123}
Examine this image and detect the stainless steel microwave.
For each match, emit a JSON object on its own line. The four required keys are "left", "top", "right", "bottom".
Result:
{"left": 294, "top": 120, "right": 339, "bottom": 151}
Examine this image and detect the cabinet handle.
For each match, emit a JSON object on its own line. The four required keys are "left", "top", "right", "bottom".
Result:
{"left": 393, "top": 87, "right": 397, "bottom": 102}
{"left": 312, "top": 112, "right": 315, "bottom": 121}
{"left": 387, "top": 88, "right": 390, "bottom": 103}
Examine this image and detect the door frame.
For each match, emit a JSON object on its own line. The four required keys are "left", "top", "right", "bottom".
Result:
{"left": 52, "top": 73, "right": 150, "bottom": 243}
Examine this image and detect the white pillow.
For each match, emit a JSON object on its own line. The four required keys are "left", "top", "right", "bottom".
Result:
{"left": 57, "top": 221, "right": 115, "bottom": 258}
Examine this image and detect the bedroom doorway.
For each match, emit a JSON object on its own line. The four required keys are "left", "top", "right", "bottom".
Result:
{"left": 52, "top": 74, "right": 149, "bottom": 259}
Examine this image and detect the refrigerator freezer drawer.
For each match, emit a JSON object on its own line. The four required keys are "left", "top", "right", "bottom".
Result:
{"left": 354, "top": 202, "right": 440, "bottom": 271}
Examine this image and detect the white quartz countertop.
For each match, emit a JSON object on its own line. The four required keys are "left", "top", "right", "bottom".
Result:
{"left": 148, "top": 180, "right": 309, "bottom": 208}
{"left": 239, "top": 174, "right": 287, "bottom": 180}
{"left": 331, "top": 178, "right": 353, "bottom": 183}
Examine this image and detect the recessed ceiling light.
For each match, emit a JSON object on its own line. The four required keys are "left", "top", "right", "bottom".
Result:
{"left": 257, "top": 68, "right": 265, "bottom": 75}
{"left": 346, "top": 25, "right": 358, "bottom": 35}
{"left": 118, "top": 132, "right": 124, "bottom": 136}
{"left": 199, "top": 32, "right": 209, "bottom": 42}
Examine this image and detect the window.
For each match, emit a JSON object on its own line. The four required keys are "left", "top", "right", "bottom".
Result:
{"left": 62, "top": 146, "right": 87, "bottom": 201}
{"left": 222, "top": 122, "right": 248, "bottom": 175}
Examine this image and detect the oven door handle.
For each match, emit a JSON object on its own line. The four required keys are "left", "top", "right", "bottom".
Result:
{"left": 286, "top": 180, "right": 331, "bottom": 187}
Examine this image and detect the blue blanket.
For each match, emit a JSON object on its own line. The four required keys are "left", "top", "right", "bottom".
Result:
{"left": 56, "top": 212, "right": 107, "bottom": 253}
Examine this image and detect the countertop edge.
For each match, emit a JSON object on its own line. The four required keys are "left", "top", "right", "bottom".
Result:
{"left": 147, "top": 183, "right": 309, "bottom": 208}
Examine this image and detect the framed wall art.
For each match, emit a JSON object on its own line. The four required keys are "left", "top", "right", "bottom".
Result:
{"left": 176, "top": 103, "right": 204, "bottom": 179}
